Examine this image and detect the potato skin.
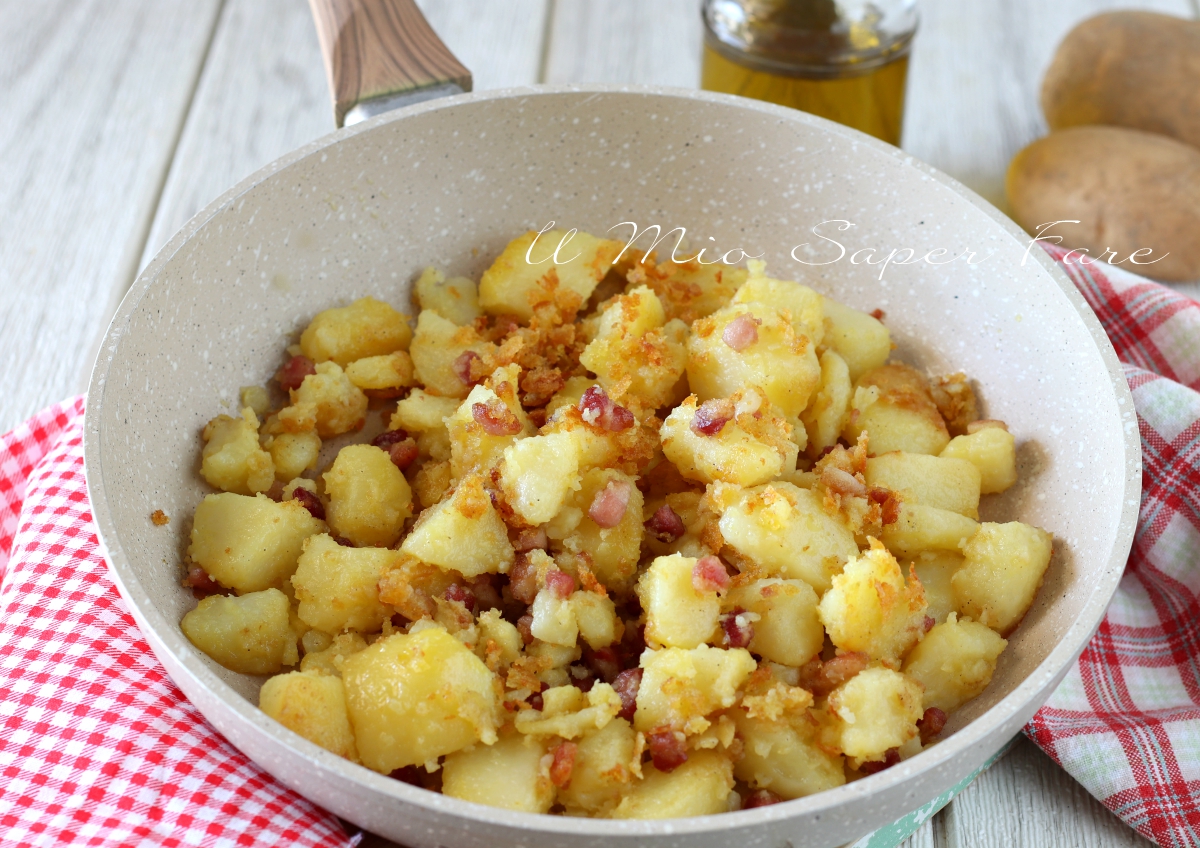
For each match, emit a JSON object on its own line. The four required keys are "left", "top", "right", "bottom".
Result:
{"left": 1042, "top": 12, "right": 1200, "bottom": 150}
{"left": 1006, "top": 126, "right": 1200, "bottom": 281}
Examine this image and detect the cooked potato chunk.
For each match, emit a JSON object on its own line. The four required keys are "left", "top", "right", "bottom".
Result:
{"left": 572, "top": 590, "right": 619, "bottom": 649}
{"left": 687, "top": 302, "right": 821, "bottom": 423}
{"left": 910, "top": 551, "right": 963, "bottom": 625}
{"left": 865, "top": 452, "right": 982, "bottom": 518}
{"left": 940, "top": 424, "right": 1018, "bottom": 494}
{"left": 530, "top": 589, "right": 580, "bottom": 647}
{"left": 181, "top": 588, "right": 298, "bottom": 674}
{"left": 820, "top": 297, "right": 891, "bottom": 383}
{"left": 300, "top": 631, "right": 368, "bottom": 677}
{"left": 447, "top": 375, "right": 534, "bottom": 480}
{"left": 579, "top": 286, "right": 689, "bottom": 409}
{"left": 292, "top": 534, "right": 398, "bottom": 634}
{"left": 322, "top": 444, "right": 413, "bottom": 548}
{"left": 414, "top": 266, "right": 483, "bottom": 326}
{"left": 637, "top": 554, "right": 723, "bottom": 650}
{"left": 734, "top": 712, "right": 845, "bottom": 799}
{"left": 200, "top": 408, "right": 274, "bottom": 495}
{"left": 610, "top": 751, "right": 734, "bottom": 819}
{"left": 818, "top": 540, "right": 927, "bottom": 665}
{"left": 843, "top": 365, "right": 950, "bottom": 455}
{"left": 400, "top": 473, "right": 514, "bottom": 578}
{"left": 300, "top": 296, "right": 411, "bottom": 366}
{"left": 500, "top": 432, "right": 582, "bottom": 525}
{"left": 660, "top": 390, "right": 798, "bottom": 487}
{"left": 283, "top": 361, "right": 368, "bottom": 438}
{"left": 800, "top": 350, "right": 852, "bottom": 456}
{"left": 475, "top": 609, "right": 523, "bottom": 672}
{"left": 442, "top": 732, "right": 553, "bottom": 813}
{"left": 549, "top": 468, "right": 644, "bottom": 591}
{"left": 827, "top": 667, "right": 923, "bottom": 762}
{"left": 344, "top": 351, "right": 415, "bottom": 395}
{"left": 713, "top": 482, "right": 859, "bottom": 594}
{"left": 558, "top": 718, "right": 638, "bottom": 815}
{"left": 265, "top": 430, "right": 321, "bottom": 481}
{"left": 409, "top": 309, "right": 497, "bottom": 399}
{"left": 514, "top": 683, "right": 623, "bottom": 739}
{"left": 479, "top": 229, "right": 622, "bottom": 321}
{"left": 341, "top": 627, "right": 498, "bottom": 772}
{"left": 903, "top": 614, "right": 1007, "bottom": 713}
{"left": 725, "top": 578, "right": 824, "bottom": 667}
{"left": 640, "top": 256, "right": 748, "bottom": 324}
{"left": 880, "top": 503, "right": 980, "bottom": 560}
{"left": 188, "top": 493, "right": 325, "bottom": 593}
{"left": 953, "top": 522, "right": 1053, "bottom": 635}
{"left": 391, "top": 388, "right": 459, "bottom": 463}
{"left": 259, "top": 670, "right": 358, "bottom": 761}
{"left": 732, "top": 260, "right": 824, "bottom": 343}
{"left": 635, "top": 645, "right": 757, "bottom": 734}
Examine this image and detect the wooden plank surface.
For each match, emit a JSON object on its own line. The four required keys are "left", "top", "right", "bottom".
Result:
{"left": 0, "top": 0, "right": 223, "bottom": 433}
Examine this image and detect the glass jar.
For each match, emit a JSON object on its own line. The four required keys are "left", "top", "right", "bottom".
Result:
{"left": 701, "top": 0, "right": 918, "bottom": 146}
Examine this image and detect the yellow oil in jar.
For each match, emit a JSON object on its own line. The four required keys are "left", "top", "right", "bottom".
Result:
{"left": 702, "top": 43, "right": 909, "bottom": 146}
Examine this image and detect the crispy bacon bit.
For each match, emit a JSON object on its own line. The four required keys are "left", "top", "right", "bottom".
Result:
{"left": 823, "top": 466, "right": 867, "bottom": 498}
{"left": 509, "top": 555, "right": 539, "bottom": 604}
{"left": 517, "top": 614, "right": 535, "bottom": 645}
{"left": 545, "top": 568, "right": 576, "bottom": 600}
{"left": 389, "top": 766, "right": 424, "bottom": 786}
{"left": 291, "top": 488, "right": 326, "bottom": 521}
{"left": 513, "top": 527, "right": 549, "bottom": 553}
{"left": 472, "top": 399, "right": 522, "bottom": 436}
{"left": 549, "top": 742, "right": 578, "bottom": 788}
{"left": 646, "top": 728, "right": 689, "bottom": 772}
{"left": 331, "top": 534, "right": 356, "bottom": 547}
{"left": 182, "top": 564, "right": 221, "bottom": 596}
{"left": 924, "top": 615, "right": 936, "bottom": 633}
{"left": 584, "top": 646, "right": 622, "bottom": 684}
{"left": 388, "top": 439, "right": 419, "bottom": 470}
{"left": 276, "top": 354, "right": 316, "bottom": 392}
{"left": 796, "top": 652, "right": 870, "bottom": 698}
{"left": 372, "top": 428, "right": 409, "bottom": 449}
{"left": 452, "top": 350, "right": 483, "bottom": 386}
{"left": 743, "top": 789, "right": 783, "bottom": 809}
{"left": 870, "top": 308, "right": 886, "bottom": 321}
{"left": 588, "top": 480, "right": 632, "bottom": 528}
{"left": 722, "top": 314, "right": 760, "bottom": 351}
{"left": 470, "top": 575, "right": 502, "bottom": 612}
{"left": 444, "top": 583, "right": 474, "bottom": 610}
{"left": 645, "top": 504, "right": 686, "bottom": 543}
{"left": 613, "top": 668, "right": 643, "bottom": 720}
{"left": 691, "top": 398, "right": 736, "bottom": 436}
{"left": 527, "top": 690, "right": 544, "bottom": 711}
{"left": 867, "top": 486, "right": 901, "bottom": 525}
{"left": 692, "top": 556, "right": 731, "bottom": 593}
{"left": 859, "top": 748, "right": 901, "bottom": 775}
{"left": 918, "top": 707, "right": 948, "bottom": 744}
{"left": 578, "top": 386, "right": 635, "bottom": 431}
{"left": 723, "top": 607, "right": 755, "bottom": 649}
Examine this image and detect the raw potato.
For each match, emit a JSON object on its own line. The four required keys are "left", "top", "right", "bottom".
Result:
{"left": 300, "top": 296, "right": 411, "bottom": 366}
{"left": 291, "top": 534, "right": 398, "bottom": 634}
{"left": 259, "top": 670, "right": 359, "bottom": 761}
{"left": 637, "top": 554, "right": 722, "bottom": 650}
{"left": 341, "top": 627, "right": 499, "bottom": 773}
{"left": 1007, "top": 126, "right": 1200, "bottom": 282}
{"left": 610, "top": 751, "right": 735, "bottom": 819}
{"left": 953, "top": 522, "right": 1053, "bottom": 635}
{"left": 181, "top": 588, "right": 298, "bottom": 674}
{"left": 903, "top": 614, "right": 1007, "bottom": 714}
{"left": 188, "top": 493, "right": 325, "bottom": 593}
{"left": 1042, "top": 12, "right": 1200, "bottom": 151}
{"left": 322, "top": 444, "right": 413, "bottom": 548}
{"left": 200, "top": 408, "right": 274, "bottom": 495}
{"left": 441, "top": 733, "right": 553, "bottom": 813}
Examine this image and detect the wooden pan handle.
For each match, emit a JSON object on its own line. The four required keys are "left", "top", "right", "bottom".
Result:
{"left": 308, "top": 0, "right": 472, "bottom": 127}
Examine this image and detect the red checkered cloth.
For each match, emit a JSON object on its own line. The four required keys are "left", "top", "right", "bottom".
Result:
{"left": 0, "top": 248, "right": 1195, "bottom": 847}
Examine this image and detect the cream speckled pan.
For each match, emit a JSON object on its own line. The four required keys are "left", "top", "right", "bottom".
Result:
{"left": 84, "top": 85, "right": 1139, "bottom": 848}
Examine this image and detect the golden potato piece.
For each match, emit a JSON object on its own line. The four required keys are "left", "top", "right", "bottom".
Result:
{"left": 903, "top": 613, "right": 1007, "bottom": 714}
{"left": 827, "top": 667, "right": 923, "bottom": 762}
{"left": 200, "top": 408, "right": 274, "bottom": 495}
{"left": 725, "top": 578, "right": 824, "bottom": 668}
{"left": 940, "top": 424, "right": 1017, "bottom": 494}
{"left": 610, "top": 751, "right": 734, "bottom": 819}
{"left": 558, "top": 718, "right": 638, "bottom": 816}
{"left": 732, "top": 259, "right": 824, "bottom": 344}
{"left": 284, "top": 361, "right": 368, "bottom": 438}
{"left": 548, "top": 467, "right": 644, "bottom": 592}
{"left": 400, "top": 473, "right": 514, "bottom": 578}
{"left": 300, "top": 631, "right": 368, "bottom": 677}
{"left": 880, "top": 502, "right": 979, "bottom": 560}
{"left": 734, "top": 711, "right": 845, "bottom": 800}
{"left": 266, "top": 430, "right": 321, "bottom": 481}
{"left": 635, "top": 645, "right": 756, "bottom": 734}
{"left": 300, "top": 296, "right": 411, "bottom": 366}
{"left": 865, "top": 451, "right": 982, "bottom": 518}
{"left": 341, "top": 628, "right": 499, "bottom": 773}
{"left": 181, "top": 588, "right": 298, "bottom": 675}
{"left": 910, "top": 550, "right": 964, "bottom": 625}
{"left": 801, "top": 350, "right": 852, "bottom": 456}
{"left": 500, "top": 432, "right": 583, "bottom": 525}
{"left": 479, "top": 229, "right": 622, "bottom": 321}
{"left": 442, "top": 732, "right": 553, "bottom": 813}
{"left": 322, "top": 444, "right": 413, "bottom": 548}
{"left": 292, "top": 534, "right": 399, "bottom": 634}
{"left": 641, "top": 256, "right": 748, "bottom": 324}
{"left": 188, "top": 493, "right": 325, "bottom": 594}
{"left": 409, "top": 309, "right": 497, "bottom": 399}
{"left": 414, "top": 266, "right": 482, "bottom": 326}
{"left": 953, "top": 522, "right": 1053, "bottom": 635}
{"left": 637, "top": 554, "right": 722, "bottom": 650}
{"left": 259, "top": 670, "right": 358, "bottom": 761}
{"left": 344, "top": 351, "right": 415, "bottom": 395}
{"left": 843, "top": 364, "right": 950, "bottom": 456}
{"left": 447, "top": 377, "right": 535, "bottom": 481}
{"left": 821, "top": 296, "right": 890, "bottom": 383}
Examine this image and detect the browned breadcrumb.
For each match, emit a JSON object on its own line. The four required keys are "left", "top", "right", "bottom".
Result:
{"left": 150, "top": 509, "right": 169, "bottom": 526}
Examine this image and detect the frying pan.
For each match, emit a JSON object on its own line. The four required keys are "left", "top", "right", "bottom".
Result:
{"left": 83, "top": 2, "right": 1140, "bottom": 846}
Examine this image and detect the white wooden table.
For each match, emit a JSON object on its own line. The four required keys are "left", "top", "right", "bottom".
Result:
{"left": 3, "top": 1, "right": 1194, "bottom": 844}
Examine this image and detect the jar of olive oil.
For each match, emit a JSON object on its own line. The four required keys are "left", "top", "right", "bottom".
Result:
{"left": 701, "top": 0, "right": 918, "bottom": 146}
